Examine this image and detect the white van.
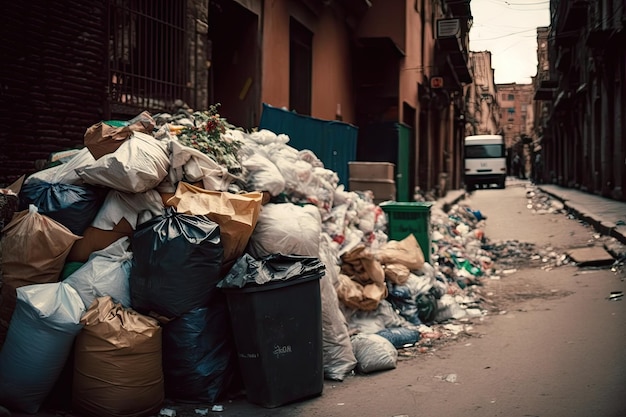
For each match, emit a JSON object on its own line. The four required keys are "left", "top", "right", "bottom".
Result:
{"left": 464, "top": 135, "right": 507, "bottom": 189}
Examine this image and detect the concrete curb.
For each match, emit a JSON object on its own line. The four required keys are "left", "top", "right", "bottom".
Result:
{"left": 540, "top": 188, "right": 626, "bottom": 245}
{"left": 435, "top": 189, "right": 468, "bottom": 213}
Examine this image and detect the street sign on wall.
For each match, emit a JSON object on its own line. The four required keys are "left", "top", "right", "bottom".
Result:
{"left": 431, "top": 77, "right": 444, "bottom": 89}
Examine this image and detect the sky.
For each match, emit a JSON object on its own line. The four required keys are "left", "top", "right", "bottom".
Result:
{"left": 469, "top": 0, "right": 551, "bottom": 84}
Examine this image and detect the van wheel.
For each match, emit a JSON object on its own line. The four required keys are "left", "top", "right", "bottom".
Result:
{"left": 498, "top": 178, "right": 506, "bottom": 189}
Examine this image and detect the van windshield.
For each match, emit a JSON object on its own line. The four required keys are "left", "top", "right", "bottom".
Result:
{"left": 465, "top": 144, "right": 504, "bottom": 159}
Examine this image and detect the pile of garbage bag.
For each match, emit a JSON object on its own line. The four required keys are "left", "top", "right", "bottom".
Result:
{"left": 0, "top": 106, "right": 531, "bottom": 415}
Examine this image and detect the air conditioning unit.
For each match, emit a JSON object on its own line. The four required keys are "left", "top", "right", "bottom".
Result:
{"left": 436, "top": 18, "right": 460, "bottom": 38}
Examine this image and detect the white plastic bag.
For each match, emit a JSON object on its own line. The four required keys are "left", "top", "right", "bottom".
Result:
{"left": 25, "top": 147, "right": 96, "bottom": 185}
{"left": 168, "top": 140, "right": 237, "bottom": 191}
{"left": 248, "top": 203, "right": 322, "bottom": 257}
{"left": 64, "top": 237, "right": 133, "bottom": 308}
{"left": 241, "top": 153, "right": 286, "bottom": 196}
{"left": 91, "top": 189, "right": 164, "bottom": 230}
{"left": 350, "top": 333, "right": 398, "bottom": 374}
{"left": 77, "top": 131, "right": 170, "bottom": 193}
{"left": 319, "top": 235, "right": 357, "bottom": 381}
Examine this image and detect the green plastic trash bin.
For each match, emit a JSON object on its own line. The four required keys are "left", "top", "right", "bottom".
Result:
{"left": 379, "top": 201, "right": 433, "bottom": 263}
{"left": 223, "top": 274, "right": 324, "bottom": 408}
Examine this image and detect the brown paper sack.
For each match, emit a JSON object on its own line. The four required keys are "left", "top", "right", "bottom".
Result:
{"left": 73, "top": 296, "right": 164, "bottom": 417}
{"left": 1, "top": 208, "right": 80, "bottom": 288}
{"left": 340, "top": 245, "right": 385, "bottom": 285}
{"left": 167, "top": 182, "right": 263, "bottom": 264}
{"left": 384, "top": 263, "right": 411, "bottom": 285}
{"left": 376, "top": 233, "right": 425, "bottom": 271}
{"left": 335, "top": 274, "right": 387, "bottom": 311}
{"left": 84, "top": 111, "right": 155, "bottom": 160}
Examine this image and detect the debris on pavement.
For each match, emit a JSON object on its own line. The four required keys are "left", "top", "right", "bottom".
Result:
{"left": 159, "top": 408, "right": 177, "bottom": 417}
{"left": 607, "top": 291, "right": 623, "bottom": 301}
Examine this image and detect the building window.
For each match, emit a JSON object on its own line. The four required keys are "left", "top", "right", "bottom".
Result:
{"left": 507, "top": 94, "right": 515, "bottom": 100}
{"left": 107, "top": 0, "right": 190, "bottom": 116}
{"left": 507, "top": 107, "right": 514, "bottom": 122}
{"left": 289, "top": 18, "right": 313, "bottom": 115}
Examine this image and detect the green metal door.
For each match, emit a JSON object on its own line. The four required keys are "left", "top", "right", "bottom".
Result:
{"left": 396, "top": 123, "right": 410, "bottom": 202}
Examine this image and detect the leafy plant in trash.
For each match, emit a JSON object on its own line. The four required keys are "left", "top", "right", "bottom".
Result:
{"left": 176, "top": 104, "right": 243, "bottom": 173}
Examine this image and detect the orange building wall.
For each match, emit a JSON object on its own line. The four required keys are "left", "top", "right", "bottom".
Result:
{"left": 357, "top": 0, "right": 406, "bottom": 53}
{"left": 261, "top": 0, "right": 290, "bottom": 109}
{"left": 398, "top": 0, "right": 423, "bottom": 118}
{"left": 261, "top": 1, "right": 355, "bottom": 123}
{"left": 311, "top": 10, "right": 354, "bottom": 123}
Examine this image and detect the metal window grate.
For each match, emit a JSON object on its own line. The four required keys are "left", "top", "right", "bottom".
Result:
{"left": 107, "top": 0, "right": 190, "bottom": 116}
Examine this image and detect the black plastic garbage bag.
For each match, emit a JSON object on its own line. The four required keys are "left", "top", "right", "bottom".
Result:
{"left": 130, "top": 207, "right": 223, "bottom": 318}
{"left": 217, "top": 253, "right": 326, "bottom": 289}
{"left": 385, "top": 282, "right": 422, "bottom": 325}
{"left": 18, "top": 180, "right": 106, "bottom": 235}
{"left": 416, "top": 291, "right": 438, "bottom": 323}
{"left": 162, "top": 292, "right": 239, "bottom": 403}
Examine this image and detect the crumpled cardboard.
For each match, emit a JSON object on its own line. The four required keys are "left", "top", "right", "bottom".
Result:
{"left": 84, "top": 111, "right": 155, "bottom": 160}
{"left": 375, "top": 233, "right": 425, "bottom": 271}
{"left": 335, "top": 274, "right": 387, "bottom": 311}
{"left": 340, "top": 244, "right": 385, "bottom": 285}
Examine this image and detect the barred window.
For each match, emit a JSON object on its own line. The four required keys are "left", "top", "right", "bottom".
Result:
{"left": 107, "top": 0, "right": 191, "bottom": 116}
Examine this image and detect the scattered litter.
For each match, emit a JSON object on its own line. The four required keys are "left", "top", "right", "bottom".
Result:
{"left": 444, "top": 373, "right": 458, "bottom": 383}
{"left": 159, "top": 408, "right": 177, "bottom": 417}
{"left": 443, "top": 324, "right": 464, "bottom": 335}
{"left": 607, "top": 291, "right": 623, "bottom": 301}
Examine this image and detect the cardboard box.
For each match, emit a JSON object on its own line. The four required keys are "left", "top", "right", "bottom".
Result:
{"left": 348, "top": 162, "right": 395, "bottom": 181}
{"left": 349, "top": 178, "right": 396, "bottom": 204}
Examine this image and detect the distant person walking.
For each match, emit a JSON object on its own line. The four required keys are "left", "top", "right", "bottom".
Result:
{"left": 534, "top": 153, "right": 543, "bottom": 184}
{"left": 512, "top": 154, "right": 520, "bottom": 178}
